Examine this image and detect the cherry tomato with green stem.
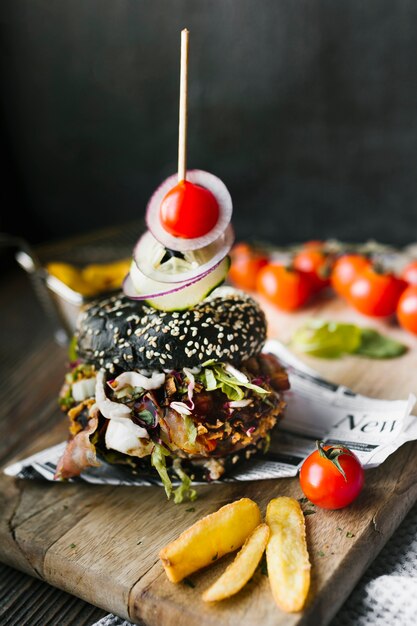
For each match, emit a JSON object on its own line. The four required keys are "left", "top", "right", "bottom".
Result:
{"left": 397, "top": 285, "right": 417, "bottom": 335}
{"left": 347, "top": 267, "right": 407, "bottom": 317}
{"left": 256, "top": 263, "right": 314, "bottom": 311}
{"left": 299, "top": 441, "right": 364, "bottom": 510}
{"left": 401, "top": 260, "right": 417, "bottom": 286}
{"left": 293, "top": 245, "right": 333, "bottom": 293}
{"left": 229, "top": 243, "right": 269, "bottom": 291}
{"left": 331, "top": 254, "right": 371, "bottom": 298}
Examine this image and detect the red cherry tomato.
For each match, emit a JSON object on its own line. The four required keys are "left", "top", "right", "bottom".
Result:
{"left": 159, "top": 180, "right": 219, "bottom": 239}
{"left": 299, "top": 442, "right": 364, "bottom": 510}
{"left": 401, "top": 261, "right": 417, "bottom": 286}
{"left": 229, "top": 243, "right": 269, "bottom": 291}
{"left": 256, "top": 263, "right": 313, "bottom": 311}
{"left": 331, "top": 254, "right": 371, "bottom": 297}
{"left": 347, "top": 267, "right": 407, "bottom": 317}
{"left": 397, "top": 285, "right": 417, "bottom": 335}
{"left": 293, "top": 247, "right": 332, "bottom": 293}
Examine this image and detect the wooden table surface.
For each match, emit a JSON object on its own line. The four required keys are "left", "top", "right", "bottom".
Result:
{"left": 1, "top": 236, "right": 417, "bottom": 626}
{"left": 0, "top": 262, "right": 109, "bottom": 626}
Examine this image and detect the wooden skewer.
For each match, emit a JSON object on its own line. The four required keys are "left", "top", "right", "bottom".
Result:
{"left": 178, "top": 28, "right": 189, "bottom": 183}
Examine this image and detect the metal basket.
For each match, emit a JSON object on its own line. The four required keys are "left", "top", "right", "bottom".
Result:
{"left": 3, "top": 221, "right": 142, "bottom": 344}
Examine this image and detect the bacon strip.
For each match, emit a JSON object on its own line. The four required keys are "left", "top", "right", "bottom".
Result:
{"left": 55, "top": 408, "right": 100, "bottom": 480}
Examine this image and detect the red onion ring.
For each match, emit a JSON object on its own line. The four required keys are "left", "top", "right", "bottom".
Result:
{"left": 133, "top": 225, "right": 234, "bottom": 284}
{"left": 123, "top": 257, "right": 226, "bottom": 300}
{"left": 146, "top": 170, "right": 233, "bottom": 251}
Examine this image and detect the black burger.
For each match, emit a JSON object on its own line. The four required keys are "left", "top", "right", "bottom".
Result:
{"left": 56, "top": 287, "right": 289, "bottom": 501}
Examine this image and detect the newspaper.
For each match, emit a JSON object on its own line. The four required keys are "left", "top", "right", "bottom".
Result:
{"left": 4, "top": 339, "right": 416, "bottom": 486}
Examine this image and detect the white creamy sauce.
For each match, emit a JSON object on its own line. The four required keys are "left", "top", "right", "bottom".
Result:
{"left": 72, "top": 377, "right": 96, "bottom": 402}
{"left": 105, "top": 419, "right": 149, "bottom": 454}
{"left": 110, "top": 370, "right": 165, "bottom": 392}
{"left": 169, "top": 401, "right": 192, "bottom": 415}
{"left": 95, "top": 370, "right": 134, "bottom": 422}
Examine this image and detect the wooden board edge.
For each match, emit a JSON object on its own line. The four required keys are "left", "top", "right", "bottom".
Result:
{"left": 0, "top": 476, "right": 44, "bottom": 579}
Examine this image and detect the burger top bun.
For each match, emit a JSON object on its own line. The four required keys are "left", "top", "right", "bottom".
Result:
{"left": 76, "top": 287, "right": 267, "bottom": 373}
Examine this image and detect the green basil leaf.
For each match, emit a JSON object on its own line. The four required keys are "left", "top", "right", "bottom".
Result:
{"left": 292, "top": 319, "right": 408, "bottom": 360}
{"left": 292, "top": 320, "right": 361, "bottom": 358}
{"left": 356, "top": 329, "right": 408, "bottom": 359}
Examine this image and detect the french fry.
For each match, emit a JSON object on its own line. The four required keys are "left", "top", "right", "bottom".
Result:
{"left": 266, "top": 497, "right": 311, "bottom": 613}
{"left": 159, "top": 498, "right": 261, "bottom": 583}
{"left": 202, "top": 523, "right": 269, "bottom": 602}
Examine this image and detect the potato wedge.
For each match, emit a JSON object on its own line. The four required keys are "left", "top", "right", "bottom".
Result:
{"left": 159, "top": 498, "right": 261, "bottom": 583}
{"left": 266, "top": 497, "right": 310, "bottom": 612}
{"left": 46, "top": 262, "right": 97, "bottom": 296}
{"left": 82, "top": 259, "right": 130, "bottom": 292}
{"left": 202, "top": 523, "right": 269, "bottom": 602}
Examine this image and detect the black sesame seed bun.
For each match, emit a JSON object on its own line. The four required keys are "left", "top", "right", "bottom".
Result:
{"left": 76, "top": 287, "right": 267, "bottom": 373}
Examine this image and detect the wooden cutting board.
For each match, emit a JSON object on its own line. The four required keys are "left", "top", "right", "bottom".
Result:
{"left": 1, "top": 295, "right": 417, "bottom": 626}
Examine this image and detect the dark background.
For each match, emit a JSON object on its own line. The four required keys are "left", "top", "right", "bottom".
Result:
{"left": 1, "top": 0, "right": 417, "bottom": 247}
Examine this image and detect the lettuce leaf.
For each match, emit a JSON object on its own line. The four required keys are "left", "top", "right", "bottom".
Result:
{"left": 201, "top": 363, "right": 269, "bottom": 401}
{"left": 183, "top": 415, "right": 197, "bottom": 444}
{"left": 204, "top": 368, "right": 217, "bottom": 391}
{"left": 173, "top": 460, "right": 197, "bottom": 504}
{"left": 68, "top": 335, "right": 78, "bottom": 362}
{"left": 151, "top": 444, "right": 172, "bottom": 499}
{"left": 151, "top": 450, "right": 197, "bottom": 503}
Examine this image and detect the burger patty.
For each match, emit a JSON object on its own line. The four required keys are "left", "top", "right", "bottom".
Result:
{"left": 160, "top": 353, "right": 289, "bottom": 459}
{"left": 58, "top": 352, "right": 289, "bottom": 479}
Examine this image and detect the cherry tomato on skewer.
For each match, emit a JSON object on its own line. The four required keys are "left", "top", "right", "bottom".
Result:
{"left": 159, "top": 180, "right": 220, "bottom": 239}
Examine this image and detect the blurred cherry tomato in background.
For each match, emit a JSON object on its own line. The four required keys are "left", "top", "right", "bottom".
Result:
{"left": 347, "top": 267, "right": 407, "bottom": 317}
{"left": 299, "top": 442, "right": 364, "bottom": 510}
{"left": 331, "top": 254, "right": 371, "bottom": 297}
{"left": 401, "top": 260, "right": 417, "bottom": 286}
{"left": 293, "top": 244, "right": 332, "bottom": 293}
{"left": 256, "top": 263, "right": 313, "bottom": 311}
{"left": 397, "top": 285, "right": 417, "bottom": 335}
{"left": 229, "top": 243, "right": 269, "bottom": 291}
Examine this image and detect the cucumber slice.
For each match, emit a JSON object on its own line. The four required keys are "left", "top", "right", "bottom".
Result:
{"left": 145, "top": 257, "right": 230, "bottom": 311}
